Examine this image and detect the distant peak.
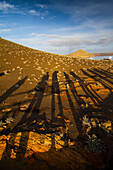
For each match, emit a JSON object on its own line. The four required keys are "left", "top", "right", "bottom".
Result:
{"left": 67, "top": 49, "right": 94, "bottom": 58}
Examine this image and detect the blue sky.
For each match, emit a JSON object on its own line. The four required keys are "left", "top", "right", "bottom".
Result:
{"left": 0, "top": 0, "right": 113, "bottom": 54}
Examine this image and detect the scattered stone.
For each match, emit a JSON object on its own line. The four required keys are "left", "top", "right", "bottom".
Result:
{"left": 3, "top": 70, "right": 9, "bottom": 75}
{"left": 20, "top": 103, "right": 30, "bottom": 111}
{"left": 82, "top": 115, "right": 91, "bottom": 127}
{"left": 5, "top": 117, "right": 14, "bottom": 124}
{"left": 18, "top": 76, "right": 22, "bottom": 80}
{"left": 15, "top": 84, "right": 19, "bottom": 87}
{"left": 31, "top": 90, "right": 37, "bottom": 94}
{"left": 2, "top": 108, "right": 12, "bottom": 112}
{"left": 101, "top": 120, "right": 112, "bottom": 132}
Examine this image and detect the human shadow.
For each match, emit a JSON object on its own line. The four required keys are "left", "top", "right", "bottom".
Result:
{"left": 51, "top": 72, "right": 56, "bottom": 122}
{"left": 50, "top": 71, "right": 68, "bottom": 149}
{"left": 63, "top": 76, "right": 83, "bottom": 135}
{"left": 32, "top": 72, "right": 49, "bottom": 113}
{"left": 80, "top": 67, "right": 113, "bottom": 117}
{"left": 0, "top": 76, "right": 28, "bottom": 103}
{"left": 0, "top": 73, "right": 50, "bottom": 161}
{"left": 13, "top": 73, "right": 49, "bottom": 129}
{"left": 0, "top": 71, "right": 68, "bottom": 161}
{"left": 51, "top": 71, "right": 65, "bottom": 126}
{"left": 0, "top": 70, "right": 113, "bottom": 170}
{"left": 81, "top": 68, "right": 113, "bottom": 114}
{"left": 94, "top": 68, "right": 113, "bottom": 79}
{"left": 89, "top": 68, "right": 113, "bottom": 85}
{"left": 0, "top": 73, "right": 49, "bottom": 136}
{"left": 64, "top": 72, "right": 86, "bottom": 108}
{"left": 81, "top": 69, "right": 112, "bottom": 92}
{"left": 70, "top": 71, "right": 101, "bottom": 106}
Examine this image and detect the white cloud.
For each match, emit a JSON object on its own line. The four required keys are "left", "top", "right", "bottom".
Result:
{"left": 46, "top": 37, "right": 93, "bottom": 48}
{"left": 24, "top": 30, "right": 113, "bottom": 54}
{"left": 0, "top": 1, "right": 48, "bottom": 17}
{"left": 29, "top": 33, "right": 61, "bottom": 38}
{"left": 36, "top": 4, "right": 47, "bottom": 9}
{"left": 0, "top": 28, "right": 12, "bottom": 33}
{"left": 9, "top": 33, "right": 113, "bottom": 55}
{"left": 0, "top": 1, "right": 14, "bottom": 12}
{"left": 47, "top": 35, "right": 113, "bottom": 47}
{"left": 29, "top": 10, "right": 40, "bottom": 16}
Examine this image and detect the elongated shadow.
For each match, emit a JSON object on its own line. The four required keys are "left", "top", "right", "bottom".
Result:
{"left": 81, "top": 69, "right": 102, "bottom": 101}
{"left": 90, "top": 68, "right": 113, "bottom": 85}
{"left": 81, "top": 69, "right": 112, "bottom": 91}
{"left": 88, "top": 83, "right": 102, "bottom": 101}
{"left": 51, "top": 71, "right": 65, "bottom": 126}
{"left": 0, "top": 76, "right": 28, "bottom": 103}
{"left": 81, "top": 68, "right": 113, "bottom": 117}
{"left": 32, "top": 72, "right": 49, "bottom": 113}
{"left": 64, "top": 81, "right": 83, "bottom": 135}
{"left": 70, "top": 71, "right": 100, "bottom": 106}
{"left": 94, "top": 68, "right": 113, "bottom": 79}
{"left": 64, "top": 72, "right": 85, "bottom": 110}
{"left": 0, "top": 73, "right": 49, "bottom": 137}
{"left": 12, "top": 73, "right": 49, "bottom": 131}
{"left": 50, "top": 71, "right": 60, "bottom": 150}
{"left": 51, "top": 72, "right": 56, "bottom": 122}
{"left": 0, "top": 71, "right": 113, "bottom": 169}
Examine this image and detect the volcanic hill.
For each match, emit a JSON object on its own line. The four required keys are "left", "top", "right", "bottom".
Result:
{"left": 67, "top": 49, "right": 94, "bottom": 58}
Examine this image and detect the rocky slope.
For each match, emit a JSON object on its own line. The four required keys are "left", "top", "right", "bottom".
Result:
{"left": 0, "top": 38, "right": 113, "bottom": 170}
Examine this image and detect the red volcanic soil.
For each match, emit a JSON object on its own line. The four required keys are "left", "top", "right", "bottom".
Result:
{"left": 0, "top": 38, "right": 113, "bottom": 170}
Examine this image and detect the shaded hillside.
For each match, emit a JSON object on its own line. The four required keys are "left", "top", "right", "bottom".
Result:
{"left": 67, "top": 49, "right": 94, "bottom": 58}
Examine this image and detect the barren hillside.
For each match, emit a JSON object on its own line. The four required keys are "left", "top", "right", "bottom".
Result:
{"left": 0, "top": 38, "right": 113, "bottom": 170}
